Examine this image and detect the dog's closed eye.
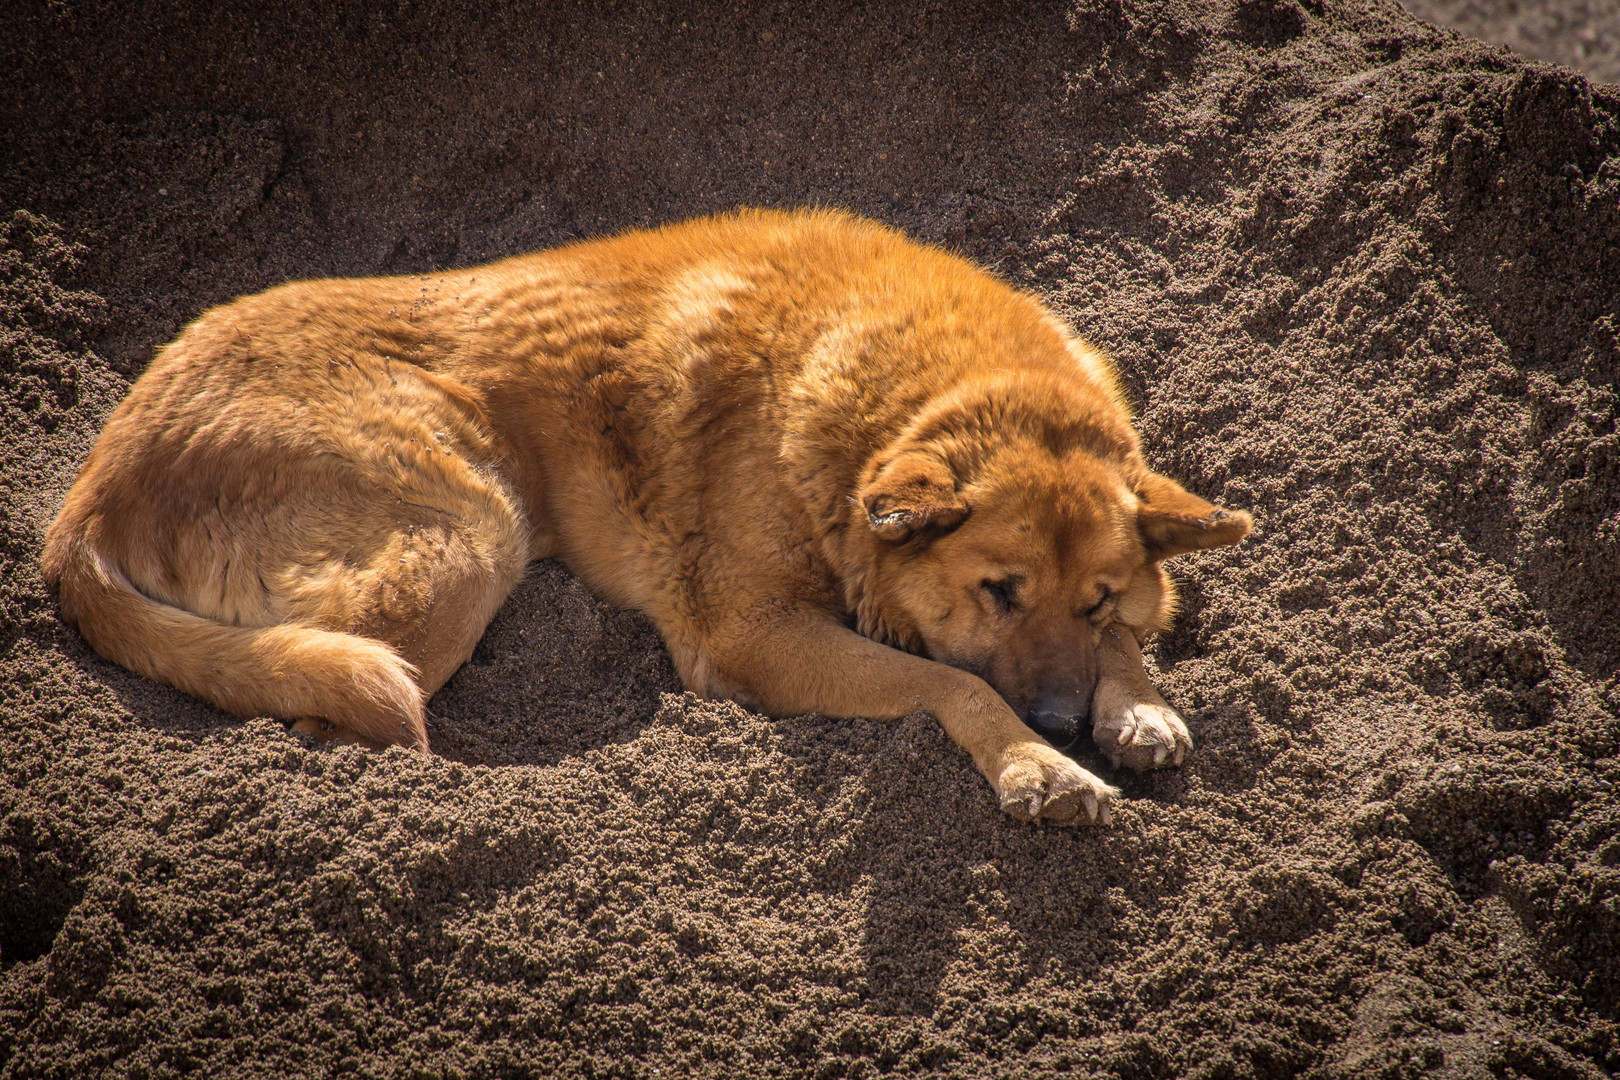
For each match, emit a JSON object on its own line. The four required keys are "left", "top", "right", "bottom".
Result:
{"left": 981, "top": 577, "right": 1021, "bottom": 613}
{"left": 1084, "top": 585, "right": 1114, "bottom": 621}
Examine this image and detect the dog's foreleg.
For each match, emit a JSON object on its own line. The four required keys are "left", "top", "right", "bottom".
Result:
{"left": 1090, "top": 625, "right": 1193, "bottom": 770}
{"left": 698, "top": 610, "right": 1120, "bottom": 825}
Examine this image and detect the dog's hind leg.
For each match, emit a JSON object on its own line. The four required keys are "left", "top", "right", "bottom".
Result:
{"left": 281, "top": 525, "right": 519, "bottom": 750}
{"left": 43, "top": 309, "right": 533, "bottom": 752}
{"left": 272, "top": 492, "right": 530, "bottom": 750}
{"left": 49, "top": 452, "right": 529, "bottom": 754}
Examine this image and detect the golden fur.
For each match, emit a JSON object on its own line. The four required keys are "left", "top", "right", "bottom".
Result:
{"left": 43, "top": 209, "right": 1250, "bottom": 824}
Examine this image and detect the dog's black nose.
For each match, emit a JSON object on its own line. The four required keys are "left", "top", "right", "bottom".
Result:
{"left": 1026, "top": 710, "right": 1084, "bottom": 752}
{"left": 1025, "top": 691, "right": 1088, "bottom": 753}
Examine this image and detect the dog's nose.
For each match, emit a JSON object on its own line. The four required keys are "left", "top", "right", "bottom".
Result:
{"left": 1025, "top": 690, "right": 1088, "bottom": 753}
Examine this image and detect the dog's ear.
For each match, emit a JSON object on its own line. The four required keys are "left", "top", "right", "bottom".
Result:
{"left": 860, "top": 451, "right": 970, "bottom": 542}
{"left": 1135, "top": 471, "right": 1252, "bottom": 559}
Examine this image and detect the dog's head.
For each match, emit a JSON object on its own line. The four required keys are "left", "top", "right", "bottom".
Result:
{"left": 853, "top": 435, "right": 1251, "bottom": 749}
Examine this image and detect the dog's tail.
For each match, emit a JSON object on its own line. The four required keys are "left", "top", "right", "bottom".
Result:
{"left": 42, "top": 528, "right": 429, "bottom": 751}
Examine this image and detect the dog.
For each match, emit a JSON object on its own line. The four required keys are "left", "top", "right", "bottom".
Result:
{"left": 43, "top": 208, "right": 1250, "bottom": 825}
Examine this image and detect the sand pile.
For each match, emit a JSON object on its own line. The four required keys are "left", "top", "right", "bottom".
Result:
{"left": 1402, "top": 0, "right": 1620, "bottom": 85}
{"left": 2, "top": 1, "right": 1617, "bottom": 1076}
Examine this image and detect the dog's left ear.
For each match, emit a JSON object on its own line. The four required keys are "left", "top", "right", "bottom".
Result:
{"left": 1135, "top": 471, "right": 1252, "bottom": 559}
{"left": 860, "top": 451, "right": 970, "bottom": 542}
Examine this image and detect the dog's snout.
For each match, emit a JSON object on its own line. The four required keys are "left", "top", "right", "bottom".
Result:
{"left": 1025, "top": 690, "right": 1089, "bottom": 753}
{"left": 1006, "top": 624, "right": 1098, "bottom": 755}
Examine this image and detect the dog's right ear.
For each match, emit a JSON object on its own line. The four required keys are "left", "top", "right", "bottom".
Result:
{"left": 859, "top": 451, "right": 970, "bottom": 542}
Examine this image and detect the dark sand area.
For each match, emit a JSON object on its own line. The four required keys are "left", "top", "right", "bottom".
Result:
{"left": 2, "top": 1, "right": 1618, "bottom": 1076}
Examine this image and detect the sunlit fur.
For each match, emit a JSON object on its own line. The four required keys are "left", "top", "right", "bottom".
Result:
{"left": 43, "top": 208, "right": 1250, "bottom": 823}
{"left": 839, "top": 362, "right": 1246, "bottom": 726}
{"left": 859, "top": 450, "right": 1175, "bottom": 714}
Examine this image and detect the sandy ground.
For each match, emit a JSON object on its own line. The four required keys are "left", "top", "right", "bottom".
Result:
{"left": 1402, "top": 0, "right": 1620, "bottom": 85}
{"left": 2, "top": 1, "right": 1617, "bottom": 1076}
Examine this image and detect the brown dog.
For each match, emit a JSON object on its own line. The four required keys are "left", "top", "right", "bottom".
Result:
{"left": 43, "top": 209, "right": 1250, "bottom": 824}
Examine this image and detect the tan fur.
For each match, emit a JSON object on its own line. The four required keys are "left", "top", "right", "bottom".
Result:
{"left": 42, "top": 209, "right": 1250, "bottom": 824}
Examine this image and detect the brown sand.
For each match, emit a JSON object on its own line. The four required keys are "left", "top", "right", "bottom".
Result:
{"left": 1401, "top": 0, "right": 1620, "bottom": 85}
{"left": 2, "top": 1, "right": 1617, "bottom": 1076}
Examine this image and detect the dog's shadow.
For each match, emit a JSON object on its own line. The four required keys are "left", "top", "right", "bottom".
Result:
{"left": 766, "top": 712, "right": 1197, "bottom": 1020}
{"left": 54, "top": 567, "right": 1224, "bottom": 1018}
{"left": 426, "top": 560, "right": 683, "bottom": 767}
{"left": 433, "top": 564, "right": 1211, "bottom": 1016}
{"left": 391, "top": 564, "right": 1216, "bottom": 1024}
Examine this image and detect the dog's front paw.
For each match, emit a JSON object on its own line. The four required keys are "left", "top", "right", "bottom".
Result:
{"left": 1093, "top": 700, "right": 1191, "bottom": 771}
{"left": 995, "top": 742, "right": 1119, "bottom": 825}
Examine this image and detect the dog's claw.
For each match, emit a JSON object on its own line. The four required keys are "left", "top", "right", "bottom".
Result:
{"left": 996, "top": 743, "right": 1118, "bottom": 826}
{"left": 1001, "top": 782, "right": 1046, "bottom": 822}
{"left": 1093, "top": 700, "right": 1192, "bottom": 773}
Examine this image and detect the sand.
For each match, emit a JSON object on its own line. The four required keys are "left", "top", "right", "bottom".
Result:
{"left": 1, "top": 1, "right": 1617, "bottom": 1076}
{"left": 1401, "top": 0, "right": 1620, "bottom": 85}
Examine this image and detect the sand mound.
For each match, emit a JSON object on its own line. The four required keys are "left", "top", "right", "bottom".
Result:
{"left": 2, "top": 1, "right": 1617, "bottom": 1075}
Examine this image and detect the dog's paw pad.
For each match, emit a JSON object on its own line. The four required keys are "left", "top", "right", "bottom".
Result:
{"left": 1094, "top": 701, "right": 1191, "bottom": 772}
{"left": 996, "top": 745, "right": 1118, "bottom": 825}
